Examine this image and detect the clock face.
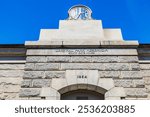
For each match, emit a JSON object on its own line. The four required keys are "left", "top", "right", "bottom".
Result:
{"left": 68, "top": 5, "right": 92, "bottom": 20}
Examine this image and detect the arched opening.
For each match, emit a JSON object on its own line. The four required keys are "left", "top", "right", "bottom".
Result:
{"left": 61, "top": 89, "right": 104, "bottom": 100}
{"left": 59, "top": 84, "right": 106, "bottom": 100}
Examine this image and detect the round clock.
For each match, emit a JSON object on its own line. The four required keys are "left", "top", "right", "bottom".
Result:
{"left": 68, "top": 5, "right": 92, "bottom": 20}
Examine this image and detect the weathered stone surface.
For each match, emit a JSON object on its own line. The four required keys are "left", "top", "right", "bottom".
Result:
{"left": 142, "top": 71, "right": 150, "bottom": 77}
{"left": 26, "top": 56, "right": 46, "bottom": 63}
{"left": 140, "top": 64, "right": 150, "bottom": 70}
{"left": 0, "top": 64, "right": 24, "bottom": 70}
{"left": 47, "top": 56, "right": 70, "bottom": 62}
{"left": 133, "top": 80, "right": 145, "bottom": 88}
{"left": 21, "top": 80, "right": 31, "bottom": 88}
{"left": 98, "top": 78, "right": 114, "bottom": 90}
{"left": 92, "top": 56, "right": 118, "bottom": 63}
{"left": 118, "top": 56, "right": 138, "bottom": 63}
{"left": 27, "top": 49, "right": 138, "bottom": 56}
{"left": 51, "top": 78, "right": 68, "bottom": 90}
{"left": 105, "top": 87, "right": 126, "bottom": 97}
{"left": 99, "top": 71, "right": 120, "bottom": 78}
{"left": 121, "top": 71, "right": 142, "bottom": 79}
{"left": 20, "top": 88, "right": 40, "bottom": 97}
{"left": 25, "top": 63, "right": 59, "bottom": 71}
{"left": 104, "top": 63, "right": 130, "bottom": 71}
{"left": 45, "top": 71, "right": 65, "bottom": 79}
{"left": 114, "top": 79, "right": 145, "bottom": 88}
{"left": 71, "top": 56, "right": 91, "bottom": 63}
{"left": 25, "top": 63, "right": 34, "bottom": 70}
{"left": 4, "top": 85, "right": 20, "bottom": 93}
{"left": 145, "top": 85, "right": 150, "bottom": 93}
{"left": 32, "top": 79, "right": 51, "bottom": 88}
{"left": 130, "top": 63, "right": 140, "bottom": 71}
{"left": 25, "top": 41, "right": 62, "bottom": 47}
{"left": 0, "top": 70, "right": 24, "bottom": 77}
{"left": 1, "top": 93, "right": 19, "bottom": 100}
{"left": 23, "top": 71, "right": 45, "bottom": 79}
{"left": 144, "top": 77, "right": 150, "bottom": 85}
{"left": 125, "top": 88, "right": 147, "bottom": 97}
{"left": 0, "top": 78, "right": 22, "bottom": 85}
{"left": 61, "top": 63, "right": 104, "bottom": 70}
{"left": 40, "top": 87, "right": 60, "bottom": 97}
{"left": 63, "top": 41, "right": 100, "bottom": 47}
{"left": 114, "top": 79, "right": 132, "bottom": 87}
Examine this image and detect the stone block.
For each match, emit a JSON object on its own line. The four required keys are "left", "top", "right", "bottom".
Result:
{"left": 2, "top": 93, "right": 19, "bottom": 100}
{"left": 118, "top": 56, "right": 138, "bottom": 63}
{"left": 4, "top": 85, "right": 20, "bottom": 93}
{"left": 47, "top": 56, "right": 70, "bottom": 62}
{"left": 133, "top": 80, "right": 145, "bottom": 88}
{"left": 61, "top": 63, "right": 104, "bottom": 70}
{"left": 0, "top": 70, "right": 24, "bottom": 78}
{"left": 99, "top": 71, "right": 120, "bottom": 78}
{"left": 145, "top": 85, "right": 150, "bottom": 93}
{"left": 66, "top": 70, "right": 99, "bottom": 86}
{"left": 130, "top": 63, "right": 140, "bottom": 71}
{"left": 21, "top": 80, "right": 31, "bottom": 88}
{"left": 40, "top": 87, "right": 60, "bottom": 97}
{"left": 71, "top": 56, "right": 91, "bottom": 63}
{"left": 25, "top": 63, "right": 35, "bottom": 70}
{"left": 20, "top": 88, "right": 40, "bottom": 97}
{"left": 25, "top": 63, "right": 60, "bottom": 71}
{"left": 142, "top": 71, "right": 150, "bottom": 77}
{"left": 37, "top": 63, "right": 60, "bottom": 70}
{"left": 32, "top": 79, "right": 51, "bottom": 88}
{"left": 62, "top": 41, "right": 100, "bottom": 47}
{"left": 0, "top": 64, "right": 24, "bottom": 70}
{"left": 25, "top": 41, "right": 62, "bottom": 48}
{"left": 26, "top": 56, "right": 46, "bottom": 63}
{"left": 121, "top": 71, "right": 142, "bottom": 79}
{"left": 105, "top": 87, "right": 126, "bottom": 98}
{"left": 45, "top": 71, "right": 65, "bottom": 79}
{"left": 0, "top": 78, "right": 22, "bottom": 85}
{"left": 144, "top": 77, "right": 150, "bottom": 85}
{"left": 51, "top": 78, "right": 68, "bottom": 90}
{"left": 140, "top": 64, "right": 150, "bottom": 70}
{"left": 92, "top": 56, "right": 118, "bottom": 63}
{"left": 98, "top": 78, "right": 114, "bottom": 90}
{"left": 114, "top": 79, "right": 132, "bottom": 87}
{"left": 105, "top": 97, "right": 121, "bottom": 100}
{"left": 125, "top": 88, "right": 148, "bottom": 97}
{"left": 104, "top": 63, "right": 130, "bottom": 71}
{"left": 23, "top": 71, "right": 45, "bottom": 79}
{"left": 114, "top": 79, "right": 145, "bottom": 88}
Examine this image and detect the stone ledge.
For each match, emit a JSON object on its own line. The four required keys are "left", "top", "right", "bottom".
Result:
{"left": 100, "top": 41, "right": 139, "bottom": 47}
{"left": 25, "top": 41, "right": 139, "bottom": 48}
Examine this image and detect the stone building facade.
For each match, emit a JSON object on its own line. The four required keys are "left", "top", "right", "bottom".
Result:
{"left": 0, "top": 5, "right": 150, "bottom": 100}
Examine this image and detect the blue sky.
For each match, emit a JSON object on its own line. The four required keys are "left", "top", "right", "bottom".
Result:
{"left": 0, "top": 0, "right": 150, "bottom": 44}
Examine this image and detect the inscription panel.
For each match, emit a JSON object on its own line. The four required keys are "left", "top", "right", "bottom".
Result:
{"left": 66, "top": 70, "right": 99, "bottom": 85}
{"left": 27, "top": 49, "right": 138, "bottom": 55}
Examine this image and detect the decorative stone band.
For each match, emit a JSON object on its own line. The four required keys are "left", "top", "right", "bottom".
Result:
{"left": 27, "top": 49, "right": 138, "bottom": 56}
{"left": 25, "top": 41, "right": 139, "bottom": 48}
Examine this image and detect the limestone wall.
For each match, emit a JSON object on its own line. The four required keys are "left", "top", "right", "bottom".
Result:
{"left": 20, "top": 47, "right": 148, "bottom": 100}
{"left": 0, "top": 64, "right": 24, "bottom": 100}
{"left": 140, "top": 63, "right": 150, "bottom": 99}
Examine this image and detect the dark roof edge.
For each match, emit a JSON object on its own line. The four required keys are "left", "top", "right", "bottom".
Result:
{"left": 0, "top": 44, "right": 25, "bottom": 48}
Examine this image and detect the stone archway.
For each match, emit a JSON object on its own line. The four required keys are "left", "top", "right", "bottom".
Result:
{"left": 40, "top": 70, "right": 127, "bottom": 100}
{"left": 59, "top": 84, "right": 106, "bottom": 100}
